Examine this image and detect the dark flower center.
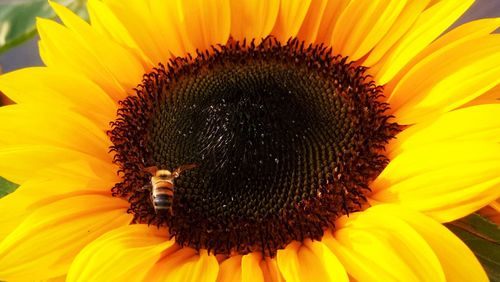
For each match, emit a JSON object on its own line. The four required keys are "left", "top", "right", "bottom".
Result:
{"left": 109, "top": 37, "right": 399, "bottom": 257}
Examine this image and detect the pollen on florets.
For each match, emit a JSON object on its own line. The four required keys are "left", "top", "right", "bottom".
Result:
{"left": 108, "top": 37, "right": 399, "bottom": 257}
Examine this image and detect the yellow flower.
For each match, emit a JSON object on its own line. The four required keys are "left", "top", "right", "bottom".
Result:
{"left": 0, "top": 0, "right": 499, "bottom": 281}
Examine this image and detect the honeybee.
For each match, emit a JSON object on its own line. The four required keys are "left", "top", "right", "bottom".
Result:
{"left": 143, "top": 164, "right": 197, "bottom": 214}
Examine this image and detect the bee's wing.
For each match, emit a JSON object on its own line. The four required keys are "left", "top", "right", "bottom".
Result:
{"left": 144, "top": 166, "right": 158, "bottom": 175}
{"left": 173, "top": 164, "right": 197, "bottom": 177}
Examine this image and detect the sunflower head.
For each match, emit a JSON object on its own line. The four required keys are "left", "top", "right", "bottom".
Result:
{"left": 0, "top": 0, "right": 497, "bottom": 281}
{"left": 108, "top": 36, "right": 399, "bottom": 256}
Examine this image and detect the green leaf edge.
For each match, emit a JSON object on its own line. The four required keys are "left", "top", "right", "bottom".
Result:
{"left": 0, "top": 29, "right": 38, "bottom": 55}
{"left": 0, "top": 176, "right": 19, "bottom": 198}
{"left": 447, "top": 214, "right": 500, "bottom": 282}
{"left": 0, "top": 0, "right": 88, "bottom": 55}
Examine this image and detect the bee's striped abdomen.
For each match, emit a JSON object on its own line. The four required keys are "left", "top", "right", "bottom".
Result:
{"left": 152, "top": 182, "right": 174, "bottom": 212}
{"left": 153, "top": 194, "right": 173, "bottom": 210}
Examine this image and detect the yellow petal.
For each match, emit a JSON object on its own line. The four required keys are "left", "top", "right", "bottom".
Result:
{"left": 37, "top": 18, "right": 127, "bottom": 101}
{"left": 99, "top": 0, "right": 169, "bottom": 63}
{"left": 132, "top": 0, "right": 232, "bottom": 58}
{"left": 112, "top": 0, "right": 230, "bottom": 61}
{"left": 323, "top": 232, "right": 392, "bottom": 281}
{"left": 324, "top": 208, "right": 446, "bottom": 281}
{"left": 0, "top": 158, "right": 118, "bottom": 239}
{"left": 386, "top": 17, "right": 500, "bottom": 92}
{"left": 87, "top": 0, "right": 151, "bottom": 66}
{"left": 0, "top": 67, "right": 116, "bottom": 129}
{"left": 49, "top": 1, "right": 145, "bottom": 99}
{"left": 363, "top": 0, "right": 430, "bottom": 66}
{"left": 218, "top": 255, "right": 285, "bottom": 282}
{"left": 35, "top": 158, "right": 119, "bottom": 185}
{"left": 372, "top": 141, "right": 500, "bottom": 222}
{"left": 271, "top": 0, "right": 312, "bottom": 42}
{"left": 0, "top": 145, "right": 111, "bottom": 184}
{"left": 0, "top": 194, "right": 131, "bottom": 281}
{"left": 217, "top": 255, "right": 242, "bottom": 282}
{"left": 260, "top": 257, "right": 285, "bottom": 282}
{"left": 45, "top": 275, "right": 66, "bottom": 282}
{"left": 367, "top": 205, "right": 488, "bottom": 282}
{"left": 296, "top": 0, "right": 328, "bottom": 44}
{"left": 143, "top": 248, "right": 219, "bottom": 282}
{"left": 229, "top": 0, "right": 279, "bottom": 41}
{"left": 314, "top": 0, "right": 350, "bottom": 45}
{"left": 419, "top": 179, "right": 500, "bottom": 223}
{"left": 332, "top": 0, "right": 407, "bottom": 61}
{"left": 0, "top": 166, "right": 115, "bottom": 241}
{"left": 348, "top": 0, "right": 407, "bottom": 61}
{"left": 389, "top": 104, "right": 500, "bottom": 156}
{"left": 462, "top": 83, "right": 500, "bottom": 108}
{"left": 277, "top": 239, "right": 348, "bottom": 282}
{"left": 389, "top": 35, "right": 500, "bottom": 124}
{"left": 400, "top": 17, "right": 500, "bottom": 70}
{"left": 0, "top": 104, "right": 110, "bottom": 162}
{"left": 147, "top": 0, "right": 196, "bottom": 57}
{"left": 67, "top": 225, "right": 176, "bottom": 282}
{"left": 178, "top": 0, "right": 231, "bottom": 51}
{"left": 241, "top": 252, "right": 265, "bottom": 282}
{"left": 371, "top": 0, "right": 474, "bottom": 84}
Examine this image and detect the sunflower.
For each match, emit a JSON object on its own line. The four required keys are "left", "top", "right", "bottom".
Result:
{"left": 0, "top": 0, "right": 499, "bottom": 281}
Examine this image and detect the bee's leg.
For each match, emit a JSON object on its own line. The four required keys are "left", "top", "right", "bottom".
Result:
{"left": 149, "top": 194, "right": 156, "bottom": 212}
{"left": 141, "top": 185, "right": 156, "bottom": 213}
